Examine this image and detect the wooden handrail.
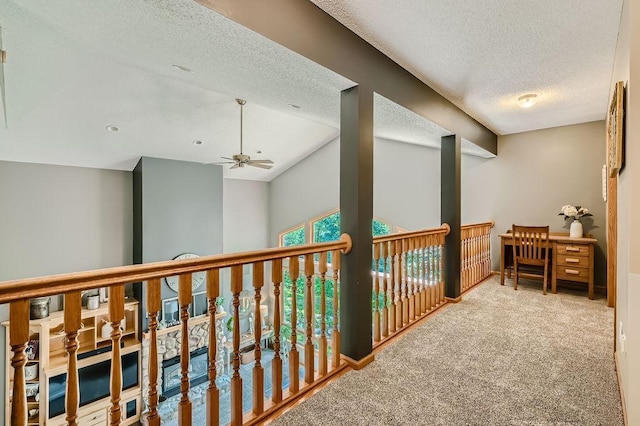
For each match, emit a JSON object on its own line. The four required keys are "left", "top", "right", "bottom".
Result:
{"left": 0, "top": 234, "right": 352, "bottom": 303}
{"left": 460, "top": 220, "right": 495, "bottom": 231}
{"left": 372, "top": 224, "right": 450, "bottom": 244}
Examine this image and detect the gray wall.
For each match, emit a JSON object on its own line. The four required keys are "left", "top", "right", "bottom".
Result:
{"left": 133, "top": 157, "right": 223, "bottom": 306}
{"left": 269, "top": 137, "right": 442, "bottom": 244}
{"left": 0, "top": 161, "right": 133, "bottom": 421}
{"left": 462, "top": 121, "right": 607, "bottom": 288}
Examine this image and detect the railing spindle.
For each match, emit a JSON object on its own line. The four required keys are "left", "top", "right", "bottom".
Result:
{"left": 331, "top": 250, "right": 340, "bottom": 368}
{"left": 230, "top": 266, "right": 243, "bottom": 425}
{"left": 109, "top": 284, "right": 125, "bottom": 426}
{"left": 389, "top": 241, "right": 397, "bottom": 334}
{"left": 9, "top": 299, "right": 29, "bottom": 426}
{"left": 401, "top": 239, "right": 409, "bottom": 326}
{"left": 318, "top": 251, "right": 328, "bottom": 375}
{"left": 395, "top": 240, "right": 403, "bottom": 330}
{"left": 206, "top": 270, "right": 220, "bottom": 426}
{"left": 381, "top": 242, "right": 389, "bottom": 337}
{"left": 147, "top": 278, "right": 161, "bottom": 426}
{"left": 288, "top": 256, "right": 300, "bottom": 393}
{"left": 64, "top": 291, "right": 82, "bottom": 426}
{"left": 304, "top": 254, "right": 315, "bottom": 384}
{"left": 178, "top": 274, "right": 193, "bottom": 426}
{"left": 419, "top": 236, "right": 427, "bottom": 315}
{"left": 272, "top": 259, "right": 283, "bottom": 403}
{"left": 252, "top": 262, "right": 265, "bottom": 415}
{"left": 373, "top": 242, "right": 381, "bottom": 342}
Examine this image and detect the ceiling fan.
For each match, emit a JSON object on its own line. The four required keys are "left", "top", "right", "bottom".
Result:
{"left": 214, "top": 99, "right": 274, "bottom": 170}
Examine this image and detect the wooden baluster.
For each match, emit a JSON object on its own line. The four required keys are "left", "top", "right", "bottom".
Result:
{"left": 206, "top": 270, "right": 220, "bottom": 426}
{"left": 304, "top": 254, "right": 315, "bottom": 384}
{"left": 434, "top": 245, "right": 440, "bottom": 305}
{"left": 64, "top": 291, "right": 82, "bottom": 426}
{"left": 331, "top": 250, "right": 341, "bottom": 368}
{"left": 272, "top": 259, "right": 283, "bottom": 403}
{"left": 147, "top": 279, "right": 162, "bottom": 426}
{"left": 109, "top": 284, "right": 125, "bottom": 426}
{"left": 178, "top": 274, "right": 193, "bottom": 426}
{"left": 372, "top": 242, "right": 381, "bottom": 342}
{"left": 410, "top": 237, "right": 417, "bottom": 321}
{"left": 395, "top": 240, "right": 403, "bottom": 330}
{"left": 401, "top": 239, "right": 409, "bottom": 326}
{"left": 425, "top": 239, "right": 432, "bottom": 311}
{"left": 440, "top": 243, "right": 446, "bottom": 304}
{"left": 389, "top": 241, "right": 397, "bottom": 334}
{"left": 318, "top": 252, "right": 328, "bottom": 375}
{"left": 288, "top": 256, "right": 300, "bottom": 393}
{"left": 230, "top": 266, "right": 243, "bottom": 425}
{"left": 252, "top": 262, "right": 265, "bottom": 415}
{"left": 381, "top": 242, "right": 389, "bottom": 338}
{"left": 9, "top": 300, "right": 29, "bottom": 426}
{"left": 419, "top": 236, "right": 426, "bottom": 315}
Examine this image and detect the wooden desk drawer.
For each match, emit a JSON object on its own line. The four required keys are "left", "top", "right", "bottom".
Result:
{"left": 556, "top": 243, "right": 589, "bottom": 256}
{"left": 556, "top": 266, "right": 589, "bottom": 282}
{"left": 557, "top": 255, "right": 589, "bottom": 268}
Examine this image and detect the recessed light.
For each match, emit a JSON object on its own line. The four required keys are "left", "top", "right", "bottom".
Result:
{"left": 255, "top": 150, "right": 262, "bottom": 154}
{"left": 288, "top": 104, "right": 301, "bottom": 109}
{"left": 172, "top": 64, "right": 193, "bottom": 73}
{"left": 517, "top": 93, "right": 538, "bottom": 108}
{"left": 193, "top": 140, "right": 203, "bottom": 146}
{"left": 105, "top": 125, "right": 119, "bottom": 132}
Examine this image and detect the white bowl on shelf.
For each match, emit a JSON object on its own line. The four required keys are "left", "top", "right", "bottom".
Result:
{"left": 25, "top": 382, "right": 39, "bottom": 397}
{"left": 24, "top": 363, "right": 38, "bottom": 381}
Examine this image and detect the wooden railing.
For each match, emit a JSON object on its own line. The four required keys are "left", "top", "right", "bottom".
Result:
{"left": 0, "top": 235, "right": 351, "bottom": 426}
{"left": 371, "top": 224, "right": 450, "bottom": 346}
{"left": 460, "top": 221, "right": 494, "bottom": 292}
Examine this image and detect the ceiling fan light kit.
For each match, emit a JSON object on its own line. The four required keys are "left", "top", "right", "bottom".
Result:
{"left": 213, "top": 99, "right": 274, "bottom": 170}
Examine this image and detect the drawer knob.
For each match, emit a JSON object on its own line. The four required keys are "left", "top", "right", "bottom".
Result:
{"left": 565, "top": 258, "right": 579, "bottom": 263}
{"left": 565, "top": 269, "right": 580, "bottom": 275}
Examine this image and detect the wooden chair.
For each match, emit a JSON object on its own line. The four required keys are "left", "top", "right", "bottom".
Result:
{"left": 511, "top": 225, "right": 550, "bottom": 294}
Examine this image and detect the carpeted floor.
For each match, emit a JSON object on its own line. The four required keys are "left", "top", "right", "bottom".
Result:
{"left": 270, "top": 277, "right": 623, "bottom": 426}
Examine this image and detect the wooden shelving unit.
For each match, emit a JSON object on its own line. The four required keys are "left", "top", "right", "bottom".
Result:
{"left": 3, "top": 297, "right": 141, "bottom": 425}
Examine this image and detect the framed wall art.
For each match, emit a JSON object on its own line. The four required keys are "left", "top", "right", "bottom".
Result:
{"left": 607, "top": 81, "right": 625, "bottom": 177}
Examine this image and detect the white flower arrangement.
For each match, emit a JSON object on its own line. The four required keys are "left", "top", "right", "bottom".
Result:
{"left": 559, "top": 205, "right": 592, "bottom": 221}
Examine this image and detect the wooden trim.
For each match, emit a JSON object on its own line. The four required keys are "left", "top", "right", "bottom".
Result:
{"left": 460, "top": 220, "right": 495, "bottom": 231}
{"left": 372, "top": 224, "right": 450, "bottom": 244}
{"left": 278, "top": 222, "right": 306, "bottom": 247}
{"left": 0, "top": 235, "right": 352, "bottom": 303}
{"left": 445, "top": 296, "right": 462, "bottom": 303}
{"left": 342, "top": 353, "right": 375, "bottom": 370}
{"left": 615, "top": 352, "right": 628, "bottom": 426}
{"left": 461, "top": 274, "right": 494, "bottom": 295}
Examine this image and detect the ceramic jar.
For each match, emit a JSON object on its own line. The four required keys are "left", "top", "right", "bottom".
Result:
{"left": 570, "top": 219, "right": 583, "bottom": 238}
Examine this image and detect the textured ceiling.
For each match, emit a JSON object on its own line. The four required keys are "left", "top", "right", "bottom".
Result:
{"left": 7, "top": 0, "right": 602, "bottom": 179}
{"left": 311, "top": 0, "right": 624, "bottom": 135}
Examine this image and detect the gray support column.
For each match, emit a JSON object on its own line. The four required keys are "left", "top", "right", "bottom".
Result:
{"left": 339, "top": 85, "right": 374, "bottom": 361}
{"left": 441, "top": 134, "right": 462, "bottom": 299}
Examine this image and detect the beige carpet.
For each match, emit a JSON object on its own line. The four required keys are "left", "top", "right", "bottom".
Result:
{"left": 270, "top": 277, "right": 623, "bottom": 426}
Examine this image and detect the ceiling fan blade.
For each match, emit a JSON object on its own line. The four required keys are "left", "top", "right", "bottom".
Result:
{"left": 209, "top": 161, "right": 236, "bottom": 165}
{"left": 229, "top": 164, "right": 240, "bottom": 169}
{"left": 248, "top": 162, "right": 273, "bottom": 170}
{"left": 248, "top": 159, "right": 274, "bottom": 164}
{"left": 220, "top": 156, "right": 235, "bottom": 161}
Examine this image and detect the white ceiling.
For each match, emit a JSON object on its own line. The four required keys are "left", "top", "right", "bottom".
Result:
{"left": 311, "top": 0, "right": 624, "bottom": 135}
{"left": 0, "top": 0, "right": 623, "bottom": 179}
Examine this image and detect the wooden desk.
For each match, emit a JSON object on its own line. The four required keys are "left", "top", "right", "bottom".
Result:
{"left": 499, "top": 232, "right": 597, "bottom": 299}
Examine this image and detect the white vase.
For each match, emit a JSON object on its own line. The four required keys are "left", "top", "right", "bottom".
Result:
{"left": 570, "top": 219, "right": 583, "bottom": 238}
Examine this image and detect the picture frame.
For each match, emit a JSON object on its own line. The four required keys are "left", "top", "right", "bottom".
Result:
{"left": 607, "top": 81, "right": 624, "bottom": 177}
{"left": 162, "top": 297, "right": 180, "bottom": 327}
{"left": 191, "top": 291, "right": 208, "bottom": 317}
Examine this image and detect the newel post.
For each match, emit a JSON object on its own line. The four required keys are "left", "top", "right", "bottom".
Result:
{"left": 339, "top": 85, "right": 374, "bottom": 365}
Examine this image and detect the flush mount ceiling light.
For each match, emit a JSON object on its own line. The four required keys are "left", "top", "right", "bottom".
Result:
{"left": 105, "top": 125, "right": 119, "bottom": 132}
{"left": 517, "top": 93, "right": 538, "bottom": 108}
{"left": 171, "top": 64, "right": 193, "bottom": 73}
{"left": 193, "top": 140, "right": 203, "bottom": 146}
{"left": 288, "top": 103, "right": 301, "bottom": 109}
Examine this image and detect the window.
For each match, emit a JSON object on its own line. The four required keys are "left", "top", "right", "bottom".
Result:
{"left": 280, "top": 224, "right": 305, "bottom": 247}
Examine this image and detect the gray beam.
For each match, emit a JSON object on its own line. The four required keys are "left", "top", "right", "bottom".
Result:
{"left": 441, "top": 134, "right": 461, "bottom": 299}
{"left": 339, "top": 85, "right": 374, "bottom": 360}
{"left": 195, "top": 0, "right": 497, "bottom": 154}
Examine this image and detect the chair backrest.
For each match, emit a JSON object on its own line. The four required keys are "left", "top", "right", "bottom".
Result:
{"left": 511, "top": 225, "right": 550, "bottom": 261}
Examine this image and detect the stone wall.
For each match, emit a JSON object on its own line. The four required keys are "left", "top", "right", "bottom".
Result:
{"left": 141, "top": 312, "right": 227, "bottom": 409}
